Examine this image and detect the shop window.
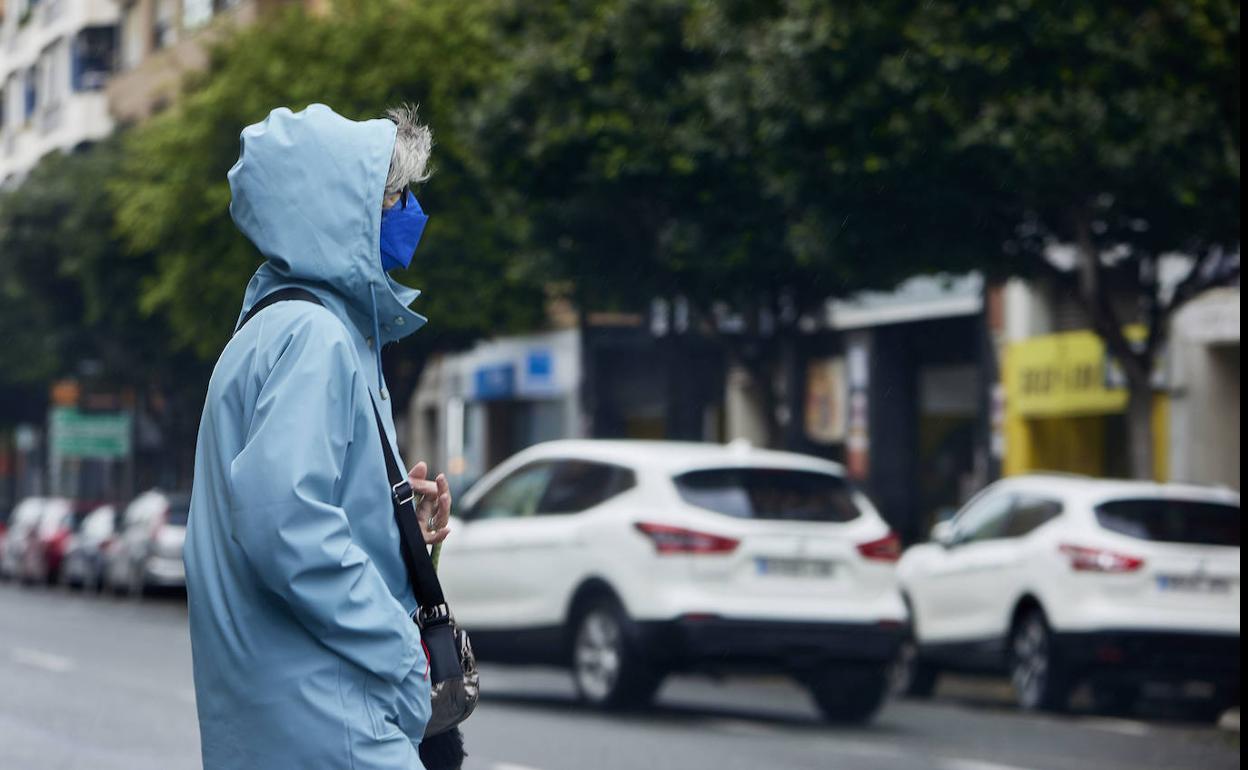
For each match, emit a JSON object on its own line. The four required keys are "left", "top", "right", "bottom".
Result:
{"left": 73, "top": 27, "right": 116, "bottom": 91}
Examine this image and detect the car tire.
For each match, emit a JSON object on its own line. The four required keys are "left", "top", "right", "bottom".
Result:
{"left": 808, "top": 663, "right": 891, "bottom": 724}
{"left": 891, "top": 632, "right": 939, "bottom": 699}
{"left": 1010, "top": 609, "right": 1071, "bottom": 713}
{"left": 57, "top": 563, "right": 76, "bottom": 592}
{"left": 127, "top": 562, "right": 147, "bottom": 599}
{"left": 1183, "top": 699, "right": 1231, "bottom": 725}
{"left": 570, "top": 599, "right": 663, "bottom": 710}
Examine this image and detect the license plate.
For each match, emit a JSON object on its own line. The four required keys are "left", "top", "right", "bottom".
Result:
{"left": 755, "top": 557, "right": 836, "bottom": 578}
{"left": 1156, "top": 575, "right": 1234, "bottom": 593}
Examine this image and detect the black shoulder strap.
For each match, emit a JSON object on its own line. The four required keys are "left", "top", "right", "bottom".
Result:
{"left": 234, "top": 287, "right": 325, "bottom": 335}
{"left": 234, "top": 288, "right": 448, "bottom": 613}
{"left": 370, "top": 402, "right": 448, "bottom": 611}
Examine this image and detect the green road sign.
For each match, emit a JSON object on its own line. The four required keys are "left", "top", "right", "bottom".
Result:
{"left": 49, "top": 408, "right": 132, "bottom": 459}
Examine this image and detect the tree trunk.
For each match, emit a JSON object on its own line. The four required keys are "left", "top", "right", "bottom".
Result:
{"left": 738, "top": 355, "right": 783, "bottom": 449}
{"left": 1124, "top": 371, "right": 1156, "bottom": 481}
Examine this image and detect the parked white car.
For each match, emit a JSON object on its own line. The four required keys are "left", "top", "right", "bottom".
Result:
{"left": 60, "top": 504, "right": 118, "bottom": 592}
{"left": 437, "top": 440, "right": 907, "bottom": 722}
{"left": 896, "top": 475, "right": 1240, "bottom": 720}
{"left": 0, "top": 497, "right": 70, "bottom": 582}
{"left": 104, "top": 490, "right": 190, "bottom": 596}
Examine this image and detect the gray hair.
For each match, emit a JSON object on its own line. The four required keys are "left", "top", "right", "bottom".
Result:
{"left": 384, "top": 104, "right": 433, "bottom": 196}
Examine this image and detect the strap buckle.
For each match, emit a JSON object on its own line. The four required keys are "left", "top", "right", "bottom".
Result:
{"left": 391, "top": 479, "right": 415, "bottom": 507}
{"left": 417, "top": 603, "right": 451, "bottom": 629}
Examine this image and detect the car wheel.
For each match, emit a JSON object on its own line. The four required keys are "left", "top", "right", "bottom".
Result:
{"left": 890, "top": 632, "right": 940, "bottom": 699}
{"left": 808, "top": 663, "right": 891, "bottom": 724}
{"left": 107, "top": 564, "right": 126, "bottom": 596}
{"left": 571, "top": 600, "right": 663, "bottom": 710}
{"left": 57, "top": 562, "right": 75, "bottom": 592}
{"left": 1183, "top": 698, "right": 1232, "bottom": 725}
{"left": 127, "top": 562, "right": 147, "bottom": 599}
{"left": 1010, "top": 610, "right": 1071, "bottom": 712}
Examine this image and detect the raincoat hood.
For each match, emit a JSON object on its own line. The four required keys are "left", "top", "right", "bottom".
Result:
{"left": 228, "top": 104, "right": 427, "bottom": 351}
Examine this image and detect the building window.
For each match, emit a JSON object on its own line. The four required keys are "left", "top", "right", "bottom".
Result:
{"left": 154, "top": 0, "right": 177, "bottom": 50}
{"left": 182, "top": 0, "right": 211, "bottom": 29}
{"left": 73, "top": 27, "right": 117, "bottom": 91}
{"left": 23, "top": 66, "right": 38, "bottom": 122}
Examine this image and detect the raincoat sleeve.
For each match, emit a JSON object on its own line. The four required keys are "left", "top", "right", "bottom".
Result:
{"left": 226, "top": 312, "right": 422, "bottom": 685}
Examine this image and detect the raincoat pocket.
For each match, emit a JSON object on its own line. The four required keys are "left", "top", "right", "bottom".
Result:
{"left": 362, "top": 673, "right": 404, "bottom": 740}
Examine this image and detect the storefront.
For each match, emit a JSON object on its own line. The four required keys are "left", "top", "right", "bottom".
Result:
{"left": 407, "top": 329, "right": 582, "bottom": 494}
{"left": 1167, "top": 288, "right": 1239, "bottom": 490}
{"left": 1002, "top": 329, "right": 1168, "bottom": 480}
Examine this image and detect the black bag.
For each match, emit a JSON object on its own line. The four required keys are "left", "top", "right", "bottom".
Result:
{"left": 236, "top": 289, "right": 479, "bottom": 740}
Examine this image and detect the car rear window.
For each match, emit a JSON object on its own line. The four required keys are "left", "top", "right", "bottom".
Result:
{"left": 165, "top": 495, "right": 192, "bottom": 526}
{"left": 673, "top": 468, "right": 863, "bottom": 523}
{"left": 1095, "top": 499, "right": 1240, "bottom": 547}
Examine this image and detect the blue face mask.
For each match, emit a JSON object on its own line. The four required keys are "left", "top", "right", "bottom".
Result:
{"left": 379, "top": 190, "right": 428, "bottom": 272}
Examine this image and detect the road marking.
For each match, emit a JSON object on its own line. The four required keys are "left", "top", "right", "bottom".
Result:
{"left": 939, "top": 759, "right": 1037, "bottom": 770}
{"left": 1080, "top": 717, "right": 1151, "bottom": 737}
{"left": 11, "top": 647, "right": 77, "bottom": 673}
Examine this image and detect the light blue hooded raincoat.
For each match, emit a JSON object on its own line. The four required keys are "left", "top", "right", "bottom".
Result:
{"left": 185, "top": 104, "right": 432, "bottom": 770}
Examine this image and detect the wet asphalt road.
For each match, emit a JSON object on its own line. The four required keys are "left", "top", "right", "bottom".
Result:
{"left": 0, "top": 583, "right": 1239, "bottom": 770}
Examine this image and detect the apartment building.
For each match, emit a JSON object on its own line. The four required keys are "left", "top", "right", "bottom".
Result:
{"left": 0, "top": 0, "right": 119, "bottom": 186}
{"left": 107, "top": 0, "right": 324, "bottom": 123}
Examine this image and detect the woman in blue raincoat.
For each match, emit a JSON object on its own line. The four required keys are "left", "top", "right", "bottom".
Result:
{"left": 184, "top": 103, "right": 452, "bottom": 770}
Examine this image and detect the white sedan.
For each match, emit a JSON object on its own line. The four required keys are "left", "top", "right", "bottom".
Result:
{"left": 437, "top": 439, "right": 908, "bottom": 722}
{"left": 896, "top": 475, "right": 1240, "bottom": 720}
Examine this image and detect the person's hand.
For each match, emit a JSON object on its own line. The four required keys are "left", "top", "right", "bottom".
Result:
{"left": 407, "top": 462, "right": 451, "bottom": 545}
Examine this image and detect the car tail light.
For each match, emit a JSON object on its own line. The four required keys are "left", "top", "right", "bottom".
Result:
{"left": 857, "top": 532, "right": 902, "bottom": 562}
{"left": 1059, "top": 544, "right": 1144, "bottom": 573}
{"left": 634, "top": 522, "right": 739, "bottom": 555}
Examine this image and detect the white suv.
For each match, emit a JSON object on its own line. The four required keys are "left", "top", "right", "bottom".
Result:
{"left": 437, "top": 440, "right": 908, "bottom": 722}
{"left": 896, "top": 475, "right": 1240, "bottom": 720}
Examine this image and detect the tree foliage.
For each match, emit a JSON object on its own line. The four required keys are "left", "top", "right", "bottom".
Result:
{"left": 474, "top": 0, "right": 1239, "bottom": 462}
{"left": 0, "top": 138, "right": 171, "bottom": 386}
{"left": 902, "top": 0, "right": 1241, "bottom": 476}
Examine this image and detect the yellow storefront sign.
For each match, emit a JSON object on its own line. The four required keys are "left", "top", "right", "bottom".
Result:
{"left": 1002, "top": 328, "right": 1167, "bottom": 480}
{"left": 1004, "top": 330, "right": 1127, "bottom": 417}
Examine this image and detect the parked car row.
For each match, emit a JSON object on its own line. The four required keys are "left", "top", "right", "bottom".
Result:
{"left": 1, "top": 489, "right": 189, "bottom": 596}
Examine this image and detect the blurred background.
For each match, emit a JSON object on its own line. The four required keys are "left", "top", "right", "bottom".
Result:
{"left": 0, "top": 1, "right": 1240, "bottom": 769}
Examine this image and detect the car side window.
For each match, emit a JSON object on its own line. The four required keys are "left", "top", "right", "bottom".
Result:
{"left": 1005, "top": 496, "right": 1063, "bottom": 538}
{"left": 537, "top": 461, "right": 636, "bottom": 514}
{"left": 953, "top": 492, "right": 1015, "bottom": 544}
{"left": 469, "top": 462, "right": 555, "bottom": 521}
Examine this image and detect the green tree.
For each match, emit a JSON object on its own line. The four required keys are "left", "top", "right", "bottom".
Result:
{"left": 0, "top": 138, "right": 208, "bottom": 474}
{"left": 474, "top": 0, "right": 998, "bottom": 445}
{"left": 0, "top": 139, "right": 173, "bottom": 389}
{"left": 899, "top": 0, "right": 1241, "bottom": 478}
{"left": 111, "top": 0, "right": 547, "bottom": 395}
{"left": 477, "top": 0, "right": 1239, "bottom": 469}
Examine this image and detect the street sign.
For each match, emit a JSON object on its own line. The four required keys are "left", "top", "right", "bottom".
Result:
{"left": 49, "top": 408, "right": 131, "bottom": 459}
